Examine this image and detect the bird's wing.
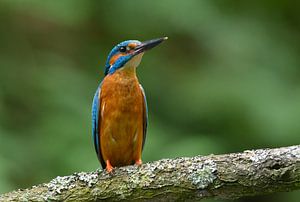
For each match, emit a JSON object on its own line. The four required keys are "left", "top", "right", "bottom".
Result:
{"left": 92, "top": 82, "right": 106, "bottom": 168}
{"left": 139, "top": 84, "right": 148, "bottom": 150}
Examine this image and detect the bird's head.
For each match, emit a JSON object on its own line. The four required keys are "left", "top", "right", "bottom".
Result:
{"left": 104, "top": 37, "right": 168, "bottom": 75}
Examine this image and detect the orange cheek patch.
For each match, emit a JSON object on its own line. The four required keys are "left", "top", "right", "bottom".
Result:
{"left": 110, "top": 53, "right": 123, "bottom": 65}
{"left": 128, "top": 43, "right": 137, "bottom": 49}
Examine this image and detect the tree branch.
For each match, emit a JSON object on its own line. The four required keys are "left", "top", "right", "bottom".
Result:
{"left": 1, "top": 145, "right": 300, "bottom": 201}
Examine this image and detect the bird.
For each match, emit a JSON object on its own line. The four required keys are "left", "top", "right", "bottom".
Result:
{"left": 92, "top": 37, "right": 168, "bottom": 172}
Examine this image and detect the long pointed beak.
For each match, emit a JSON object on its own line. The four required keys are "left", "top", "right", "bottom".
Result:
{"left": 133, "top": 37, "right": 168, "bottom": 55}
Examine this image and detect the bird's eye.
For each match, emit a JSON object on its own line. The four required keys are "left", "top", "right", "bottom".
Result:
{"left": 119, "top": 46, "right": 127, "bottom": 52}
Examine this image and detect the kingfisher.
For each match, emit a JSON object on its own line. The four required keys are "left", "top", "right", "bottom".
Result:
{"left": 92, "top": 37, "right": 168, "bottom": 172}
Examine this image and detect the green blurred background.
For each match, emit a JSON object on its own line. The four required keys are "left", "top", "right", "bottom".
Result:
{"left": 0, "top": 0, "right": 299, "bottom": 201}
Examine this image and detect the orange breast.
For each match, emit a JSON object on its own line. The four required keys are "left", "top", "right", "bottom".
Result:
{"left": 99, "top": 69, "right": 144, "bottom": 167}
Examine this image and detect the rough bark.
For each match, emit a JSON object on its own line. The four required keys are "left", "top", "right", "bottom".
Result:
{"left": 1, "top": 145, "right": 300, "bottom": 201}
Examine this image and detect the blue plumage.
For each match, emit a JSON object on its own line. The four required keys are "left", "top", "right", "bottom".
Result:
{"left": 92, "top": 82, "right": 104, "bottom": 166}
{"left": 104, "top": 40, "right": 141, "bottom": 75}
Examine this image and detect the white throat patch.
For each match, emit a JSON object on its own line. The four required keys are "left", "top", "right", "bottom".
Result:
{"left": 124, "top": 53, "right": 144, "bottom": 69}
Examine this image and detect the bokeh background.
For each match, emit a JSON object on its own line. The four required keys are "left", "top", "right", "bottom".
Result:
{"left": 0, "top": 1, "right": 299, "bottom": 201}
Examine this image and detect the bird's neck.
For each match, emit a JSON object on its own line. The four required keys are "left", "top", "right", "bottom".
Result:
{"left": 106, "top": 66, "right": 139, "bottom": 87}
{"left": 117, "top": 65, "right": 137, "bottom": 78}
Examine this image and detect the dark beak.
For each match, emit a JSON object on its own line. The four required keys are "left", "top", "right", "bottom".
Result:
{"left": 133, "top": 37, "right": 168, "bottom": 55}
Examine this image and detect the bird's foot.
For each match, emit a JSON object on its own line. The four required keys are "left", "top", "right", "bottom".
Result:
{"left": 106, "top": 160, "right": 114, "bottom": 173}
{"left": 135, "top": 159, "right": 142, "bottom": 166}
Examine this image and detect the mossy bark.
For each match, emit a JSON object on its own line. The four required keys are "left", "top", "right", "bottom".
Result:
{"left": 1, "top": 145, "right": 300, "bottom": 201}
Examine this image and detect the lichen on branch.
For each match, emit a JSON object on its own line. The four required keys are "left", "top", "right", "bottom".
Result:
{"left": 1, "top": 145, "right": 300, "bottom": 201}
